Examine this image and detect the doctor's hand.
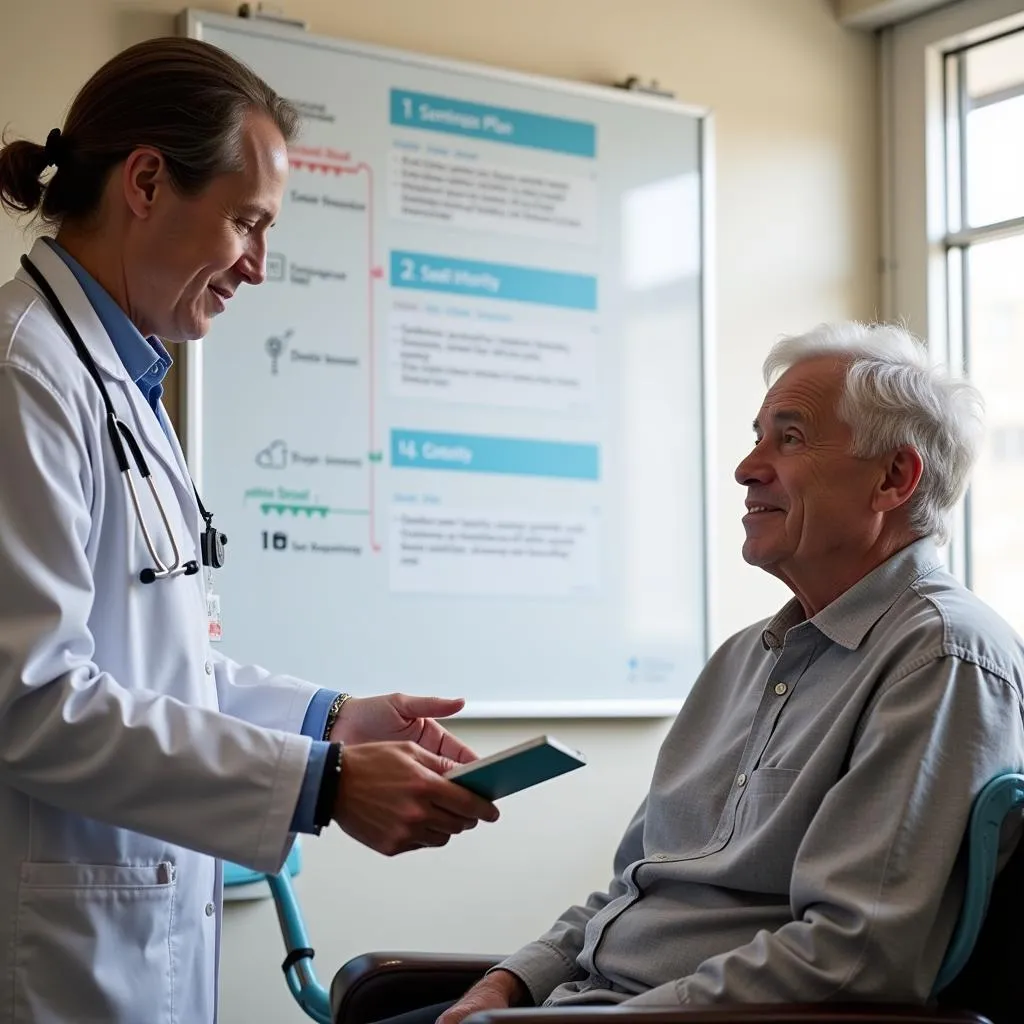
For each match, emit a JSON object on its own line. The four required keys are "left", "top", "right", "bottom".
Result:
{"left": 330, "top": 693, "right": 476, "bottom": 764}
{"left": 437, "top": 970, "right": 529, "bottom": 1024}
{"left": 332, "top": 741, "right": 499, "bottom": 856}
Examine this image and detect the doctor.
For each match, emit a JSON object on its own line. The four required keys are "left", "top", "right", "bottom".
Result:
{"left": 0, "top": 37, "right": 499, "bottom": 1024}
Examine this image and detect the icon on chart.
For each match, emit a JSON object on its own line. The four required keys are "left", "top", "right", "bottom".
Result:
{"left": 265, "top": 329, "right": 293, "bottom": 375}
{"left": 266, "top": 252, "right": 286, "bottom": 282}
{"left": 255, "top": 440, "right": 288, "bottom": 470}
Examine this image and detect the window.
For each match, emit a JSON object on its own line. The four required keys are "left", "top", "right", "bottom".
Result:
{"left": 944, "top": 30, "right": 1024, "bottom": 628}
{"left": 960, "top": 32, "right": 1024, "bottom": 229}
{"left": 886, "top": 0, "right": 1024, "bottom": 621}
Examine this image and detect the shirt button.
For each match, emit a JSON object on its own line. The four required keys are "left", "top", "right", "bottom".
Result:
{"left": 204, "top": 660, "right": 213, "bottom": 675}
{"left": 737, "top": 772, "right": 747, "bottom": 787}
{"left": 774, "top": 682, "right": 788, "bottom": 696}
{"left": 205, "top": 902, "right": 215, "bottom": 917}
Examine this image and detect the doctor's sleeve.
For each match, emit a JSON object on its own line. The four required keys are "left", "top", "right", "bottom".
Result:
{"left": 0, "top": 362, "right": 309, "bottom": 873}
{"left": 209, "top": 634, "right": 343, "bottom": 835}
{"left": 209, "top": 649, "right": 323, "bottom": 733}
{"left": 289, "top": 689, "right": 343, "bottom": 832}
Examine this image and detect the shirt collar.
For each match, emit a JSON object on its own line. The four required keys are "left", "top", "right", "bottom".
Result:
{"left": 43, "top": 238, "right": 172, "bottom": 391}
{"left": 761, "top": 538, "right": 945, "bottom": 652}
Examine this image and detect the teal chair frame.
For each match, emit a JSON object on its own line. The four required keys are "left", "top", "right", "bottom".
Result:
{"left": 232, "top": 773, "right": 1024, "bottom": 1023}
{"left": 224, "top": 844, "right": 333, "bottom": 1024}
{"left": 932, "top": 772, "right": 1024, "bottom": 995}
{"left": 267, "top": 869, "right": 333, "bottom": 1024}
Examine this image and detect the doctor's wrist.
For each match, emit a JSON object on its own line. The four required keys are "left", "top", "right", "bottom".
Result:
{"left": 313, "top": 742, "right": 342, "bottom": 831}
{"left": 322, "top": 692, "right": 351, "bottom": 742}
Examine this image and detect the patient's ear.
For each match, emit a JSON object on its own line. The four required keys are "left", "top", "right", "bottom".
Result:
{"left": 872, "top": 446, "right": 923, "bottom": 513}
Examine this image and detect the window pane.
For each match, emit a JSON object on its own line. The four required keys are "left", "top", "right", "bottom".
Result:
{"left": 965, "top": 30, "right": 1024, "bottom": 227}
{"left": 965, "top": 233, "right": 1024, "bottom": 631}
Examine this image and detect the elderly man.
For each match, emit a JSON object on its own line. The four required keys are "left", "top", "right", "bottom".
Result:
{"left": 433, "top": 320, "right": 1024, "bottom": 1018}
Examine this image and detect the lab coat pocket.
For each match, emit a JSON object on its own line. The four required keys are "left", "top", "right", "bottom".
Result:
{"left": 13, "top": 861, "right": 177, "bottom": 1024}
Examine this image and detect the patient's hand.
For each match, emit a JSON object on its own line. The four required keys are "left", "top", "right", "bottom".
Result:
{"left": 332, "top": 741, "right": 499, "bottom": 856}
{"left": 437, "top": 970, "right": 529, "bottom": 1024}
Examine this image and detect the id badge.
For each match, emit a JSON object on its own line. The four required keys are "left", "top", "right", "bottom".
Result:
{"left": 205, "top": 569, "right": 223, "bottom": 643}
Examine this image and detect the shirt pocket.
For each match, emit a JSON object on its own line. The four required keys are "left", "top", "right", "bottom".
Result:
{"left": 732, "top": 766, "right": 802, "bottom": 842}
{"left": 13, "top": 861, "right": 177, "bottom": 1024}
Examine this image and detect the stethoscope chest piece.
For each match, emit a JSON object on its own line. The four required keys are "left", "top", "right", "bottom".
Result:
{"left": 200, "top": 523, "right": 228, "bottom": 570}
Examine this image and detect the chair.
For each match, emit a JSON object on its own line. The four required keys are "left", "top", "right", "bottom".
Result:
{"left": 319, "top": 773, "right": 1024, "bottom": 1024}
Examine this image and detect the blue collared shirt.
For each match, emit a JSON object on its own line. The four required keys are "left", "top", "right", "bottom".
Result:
{"left": 44, "top": 238, "right": 172, "bottom": 415}
{"left": 46, "top": 238, "right": 339, "bottom": 834}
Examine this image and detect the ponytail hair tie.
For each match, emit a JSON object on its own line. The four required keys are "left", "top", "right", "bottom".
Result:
{"left": 43, "top": 128, "right": 66, "bottom": 170}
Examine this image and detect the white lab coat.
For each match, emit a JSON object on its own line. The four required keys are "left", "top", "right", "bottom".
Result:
{"left": 0, "top": 239, "right": 318, "bottom": 1023}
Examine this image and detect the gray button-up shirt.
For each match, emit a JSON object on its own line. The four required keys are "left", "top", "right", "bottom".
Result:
{"left": 499, "top": 539, "right": 1024, "bottom": 1006}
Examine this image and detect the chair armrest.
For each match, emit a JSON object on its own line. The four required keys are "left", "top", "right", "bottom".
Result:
{"left": 331, "top": 951, "right": 505, "bottom": 1024}
{"left": 465, "top": 1006, "right": 992, "bottom": 1024}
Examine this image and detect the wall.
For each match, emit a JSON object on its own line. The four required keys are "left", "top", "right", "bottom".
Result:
{"left": 0, "top": 2, "right": 878, "bottom": 1021}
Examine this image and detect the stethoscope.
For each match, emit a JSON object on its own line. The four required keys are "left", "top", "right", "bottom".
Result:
{"left": 21, "top": 255, "right": 227, "bottom": 585}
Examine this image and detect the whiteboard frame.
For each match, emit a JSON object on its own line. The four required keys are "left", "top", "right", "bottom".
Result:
{"left": 180, "top": 7, "right": 714, "bottom": 719}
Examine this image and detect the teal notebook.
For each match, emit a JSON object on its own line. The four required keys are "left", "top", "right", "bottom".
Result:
{"left": 446, "top": 735, "right": 586, "bottom": 800}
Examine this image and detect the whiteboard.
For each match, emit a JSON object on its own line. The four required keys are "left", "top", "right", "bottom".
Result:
{"left": 182, "top": 9, "right": 712, "bottom": 717}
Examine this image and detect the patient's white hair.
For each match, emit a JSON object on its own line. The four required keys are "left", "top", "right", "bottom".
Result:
{"left": 763, "top": 322, "right": 984, "bottom": 545}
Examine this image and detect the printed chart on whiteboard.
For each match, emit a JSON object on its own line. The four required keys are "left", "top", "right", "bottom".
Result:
{"left": 185, "top": 10, "right": 709, "bottom": 716}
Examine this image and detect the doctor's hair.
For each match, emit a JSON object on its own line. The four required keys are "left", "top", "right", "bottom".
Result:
{"left": 0, "top": 37, "right": 299, "bottom": 223}
{"left": 762, "top": 321, "right": 984, "bottom": 546}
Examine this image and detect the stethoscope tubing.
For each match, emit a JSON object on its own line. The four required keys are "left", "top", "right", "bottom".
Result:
{"left": 20, "top": 255, "right": 205, "bottom": 584}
